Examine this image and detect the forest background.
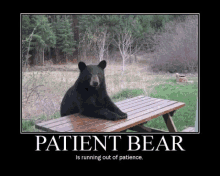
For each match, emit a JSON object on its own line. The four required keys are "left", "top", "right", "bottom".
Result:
{"left": 22, "top": 14, "right": 198, "bottom": 73}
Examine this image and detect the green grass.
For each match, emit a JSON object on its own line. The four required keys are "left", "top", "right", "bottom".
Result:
{"left": 127, "top": 79, "right": 198, "bottom": 132}
{"left": 22, "top": 120, "right": 35, "bottom": 131}
{"left": 22, "top": 111, "right": 60, "bottom": 132}
{"left": 111, "top": 88, "right": 145, "bottom": 102}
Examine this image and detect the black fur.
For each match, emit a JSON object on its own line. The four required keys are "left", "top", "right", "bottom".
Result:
{"left": 60, "top": 60, "right": 127, "bottom": 121}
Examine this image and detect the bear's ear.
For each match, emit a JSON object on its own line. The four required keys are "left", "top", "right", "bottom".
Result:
{"left": 98, "top": 60, "right": 106, "bottom": 70}
{"left": 78, "top": 62, "right": 87, "bottom": 72}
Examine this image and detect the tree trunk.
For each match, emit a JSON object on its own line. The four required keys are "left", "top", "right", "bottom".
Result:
{"left": 72, "top": 15, "right": 79, "bottom": 61}
{"left": 122, "top": 57, "right": 125, "bottom": 71}
{"left": 49, "top": 48, "right": 51, "bottom": 60}
{"left": 106, "top": 44, "right": 109, "bottom": 61}
{"left": 55, "top": 48, "right": 59, "bottom": 64}
{"left": 35, "top": 43, "right": 39, "bottom": 65}
{"left": 42, "top": 47, "right": 44, "bottom": 66}
{"left": 64, "top": 52, "right": 67, "bottom": 63}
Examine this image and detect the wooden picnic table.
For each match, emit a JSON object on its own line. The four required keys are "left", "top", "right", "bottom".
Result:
{"left": 35, "top": 96, "right": 185, "bottom": 132}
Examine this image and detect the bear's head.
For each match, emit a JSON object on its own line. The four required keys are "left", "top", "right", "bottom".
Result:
{"left": 78, "top": 60, "right": 106, "bottom": 89}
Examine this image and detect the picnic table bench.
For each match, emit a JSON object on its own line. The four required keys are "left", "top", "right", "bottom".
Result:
{"left": 35, "top": 96, "right": 185, "bottom": 132}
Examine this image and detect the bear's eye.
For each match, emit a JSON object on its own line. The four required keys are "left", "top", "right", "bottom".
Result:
{"left": 85, "top": 73, "right": 92, "bottom": 80}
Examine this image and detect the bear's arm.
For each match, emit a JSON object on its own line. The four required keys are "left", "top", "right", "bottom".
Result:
{"left": 82, "top": 107, "right": 125, "bottom": 121}
{"left": 76, "top": 96, "right": 126, "bottom": 121}
{"left": 103, "top": 96, "right": 127, "bottom": 118}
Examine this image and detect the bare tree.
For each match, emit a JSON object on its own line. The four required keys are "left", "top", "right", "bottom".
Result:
{"left": 22, "top": 25, "right": 38, "bottom": 70}
{"left": 80, "top": 25, "right": 111, "bottom": 62}
{"left": 89, "top": 25, "right": 111, "bottom": 62}
{"left": 95, "top": 26, "right": 110, "bottom": 61}
{"left": 114, "top": 29, "right": 142, "bottom": 71}
{"left": 79, "top": 30, "right": 89, "bottom": 61}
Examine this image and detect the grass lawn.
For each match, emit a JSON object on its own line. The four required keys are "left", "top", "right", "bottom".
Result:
{"left": 126, "top": 79, "right": 198, "bottom": 132}
{"left": 22, "top": 111, "right": 60, "bottom": 132}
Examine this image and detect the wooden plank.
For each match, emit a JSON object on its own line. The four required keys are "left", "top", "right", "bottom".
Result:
{"left": 62, "top": 98, "right": 171, "bottom": 132}
{"left": 162, "top": 113, "right": 177, "bottom": 132}
{"left": 66, "top": 99, "right": 172, "bottom": 132}
{"left": 117, "top": 96, "right": 173, "bottom": 109}
{"left": 35, "top": 96, "right": 185, "bottom": 133}
{"left": 36, "top": 96, "right": 152, "bottom": 129}
{"left": 83, "top": 101, "right": 184, "bottom": 132}
{"left": 36, "top": 129, "right": 46, "bottom": 132}
{"left": 35, "top": 114, "right": 81, "bottom": 132}
{"left": 121, "top": 99, "right": 171, "bottom": 117}
{"left": 36, "top": 116, "right": 72, "bottom": 127}
{"left": 118, "top": 97, "right": 166, "bottom": 111}
{"left": 36, "top": 96, "right": 173, "bottom": 131}
{"left": 116, "top": 96, "right": 152, "bottom": 108}
{"left": 55, "top": 114, "right": 111, "bottom": 132}
{"left": 36, "top": 113, "right": 109, "bottom": 132}
{"left": 115, "top": 96, "right": 144, "bottom": 105}
{"left": 36, "top": 118, "right": 62, "bottom": 127}
{"left": 50, "top": 122, "right": 75, "bottom": 132}
{"left": 96, "top": 102, "right": 185, "bottom": 132}
{"left": 35, "top": 124, "right": 58, "bottom": 132}
{"left": 120, "top": 99, "right": 170, "bottom": 114}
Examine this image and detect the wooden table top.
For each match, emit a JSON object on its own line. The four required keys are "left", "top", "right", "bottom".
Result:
{"left": 35, "top": 96, "right": 185, "bottom": 132}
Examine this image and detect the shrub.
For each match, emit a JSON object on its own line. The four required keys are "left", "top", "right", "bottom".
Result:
{"left": 22, "top": 119, "right": 35, "bottom": 131}
{"left": 151, "top": 15, "right": 198, "bottom": 73}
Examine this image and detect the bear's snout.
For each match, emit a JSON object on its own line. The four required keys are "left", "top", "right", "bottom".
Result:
{"left": 90, "top": 75, "right": 100, "bottom": 87}
{"left": 92, "top": 81, "right": 98, "bottom": 87}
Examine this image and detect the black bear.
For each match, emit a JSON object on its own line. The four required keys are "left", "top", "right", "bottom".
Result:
{"left": 60, "top": 60, "right": 127, "bottom": 121}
